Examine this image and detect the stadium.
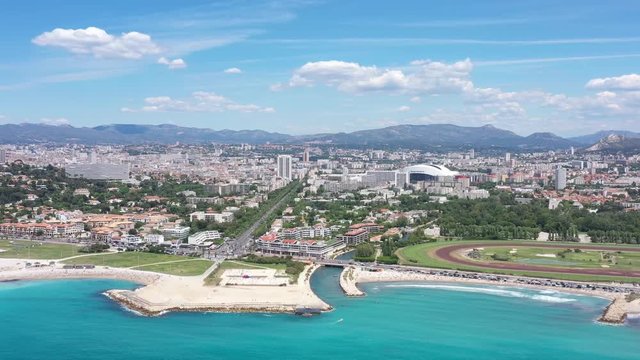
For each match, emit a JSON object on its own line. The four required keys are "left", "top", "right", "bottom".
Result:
{"left": 404, "top": 164, "right": 458, "bottom": 184}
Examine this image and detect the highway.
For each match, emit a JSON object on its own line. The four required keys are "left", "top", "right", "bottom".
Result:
{"left": 212, "top": 184, "right": 298, "bottom": 259}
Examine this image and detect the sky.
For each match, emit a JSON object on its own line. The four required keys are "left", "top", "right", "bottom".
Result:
{"left": 1, "top": 0, "right": 639, "bottom": 136}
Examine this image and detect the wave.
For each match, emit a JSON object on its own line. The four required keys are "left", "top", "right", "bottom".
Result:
{"left": 530, "top": 295, "right": 576, "bottom": 303}
{"left": 385, "top": 284, "right": 576, "bottom": 304}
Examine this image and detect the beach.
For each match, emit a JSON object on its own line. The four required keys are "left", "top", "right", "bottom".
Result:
{"left": 0, "top": 259, "right": 331, "bottom": 316}
{"left": 340, "top": 266, "right": 640, "bottom": 324}
{"left": 3, "top": 256, "right": 640, "bottom": 322}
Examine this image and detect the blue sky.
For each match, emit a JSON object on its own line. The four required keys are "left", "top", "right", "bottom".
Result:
{"left": 1, "top": 0, "right": 639, "bottom": 136}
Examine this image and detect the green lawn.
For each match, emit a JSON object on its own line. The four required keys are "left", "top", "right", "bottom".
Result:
{"left": 479, "top": 246, "right": 640, "bottom": 270}
{"left": 135, "top": 259, "right": 213, "bottom": 276}
{"left": 396, "top": 240, "right": 640, "bottom": 283}
{"left": 63, "top": 252, "right": 196, "bottom": 268}
{"left": 204, "top": 260, "right": 287, "bottom": 286}
{"left": 0, "top": 239, "right": 80, "bottom": 259}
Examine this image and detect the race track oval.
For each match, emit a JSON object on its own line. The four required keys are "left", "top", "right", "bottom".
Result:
{"left": 433, "top": 242, "right": 640, "bottom": 278}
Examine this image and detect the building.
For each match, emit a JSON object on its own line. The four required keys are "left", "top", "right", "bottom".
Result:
{"left": 0, "top": 222, "right": 84, "bottom": 238}
{"left": 361, "top": 171, "right": 397, "bottom": 187}
{"left": 256, "top": 234, "right": 345, "bottom": 259}
{"left": 73, "top": 188, "right": 91, "bottom": 197}
{"left": 336, "top": 228, "right": 369, "bottom": 245}
{"left": 189, "top": 211, "right": 234, "bottom": 223}
{"left": 555, "top": 166, "right": 567, "bottom": 190}
{"left": 144, "top": 234, "right": 165, "bottom": 244}
{"left": 205, "top": 183, "right": 251, "bottom": 196}
{"left": 303, "top": 148, "right": 310, "bottom": 162}
{"left": 188, "top": 230, "right": 222, "bottom": 245}
{"left": 186, "top": 197, "right": 224, "bottom": 205}
{"left": 349, "top": 223, "right": 384, "bottom": 234}
{"left": 277, "top": 155, "right": 292, "bottom": 180}
{"left": 404, "top": 164, "right": 458, "bottom": 184}
{"left": 0, "top": 149, "right": 6, "bottom": 164}
{"left": 65, "top": 164, "right": 130, "bottom": 181}
{"left": 162, "top": 226, "right": 190, "bottom": 241}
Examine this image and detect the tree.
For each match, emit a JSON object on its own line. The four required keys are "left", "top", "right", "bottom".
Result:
{"left": 355, "top": 243, "right": 375, "bottom": 258}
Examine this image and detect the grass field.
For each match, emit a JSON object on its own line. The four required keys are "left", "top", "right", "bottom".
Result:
{"left": 396, "top": 240, "right": 640, "bottom": 283}
{"left": 204, "top": 260, "right": 287, "bottom": 286}
{"left": 63, "top": 252, "right": 198, "bottom": 268}
{"left": 0, "top": 239, "right": 80, "bottom": 259}
{"left": 134, "top": 259, "right": 213, "bottom": 276}
{"left": 479, "top": 246, "right": 640, "bottom": 270}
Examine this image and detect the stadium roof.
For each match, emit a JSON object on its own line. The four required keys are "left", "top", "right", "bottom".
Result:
{"left": 404, "top": 164, "right": 458, "bottom": 177}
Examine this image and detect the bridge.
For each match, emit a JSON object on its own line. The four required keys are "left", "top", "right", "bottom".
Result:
{"left": 315, "top": 259, "right": 353, "bottom": 267}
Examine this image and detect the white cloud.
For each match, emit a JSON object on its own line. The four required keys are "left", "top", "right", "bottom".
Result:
{"left": 40, "top": 117, "right": 70, "bottom": 126}
{"left": 224, "top": 67, "right": 243, "bottom": 74}
{"left": 274, "top": 59, "right": 473, "bottom": 94}
{"left": 32, "top": 27, "right": 160, "bottom": 59}
{"left": 585, "top": 74, "right": 640, "bottom": 91}
{"left": 397, "top": 106, "right": 411, "bottom": 112}
{"left": 409, "top": 96, "right": 421, "bottom": 103}
{"left": 122, "top": 91, "right": 274, "bottom": 113}
{"left": 158, "top": 57, "right": 187, "bottom": 69}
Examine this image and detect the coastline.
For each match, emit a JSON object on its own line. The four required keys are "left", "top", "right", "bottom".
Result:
{"left": 339, "top": 266, "right": 640, "bottom": 324}
{"left": 104, "top": 263, "right": 332, "bottom": 316}
{"left": 0, "top": 266, "right": 160, "bottom": 286}
{"left": 0, "top": 259, "right": 331, "bottom": 316}
{"left": 3, "top": 256, "right": 640, "bottom": 323}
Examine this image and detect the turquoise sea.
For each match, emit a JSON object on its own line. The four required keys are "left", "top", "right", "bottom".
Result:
{"left": 1, "top": 266, "right": 639, "bottom": 360}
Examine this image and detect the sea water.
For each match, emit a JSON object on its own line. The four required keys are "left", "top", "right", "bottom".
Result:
{"left": 0, "top": 267, "right": 639, "bottom": 360}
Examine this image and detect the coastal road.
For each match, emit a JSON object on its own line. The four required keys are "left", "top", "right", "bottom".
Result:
{"left": 433, "top": 242, "right": 640, "bottom": 278}
{"left": 213, "top": 184, "right": 298, "bottom": 258}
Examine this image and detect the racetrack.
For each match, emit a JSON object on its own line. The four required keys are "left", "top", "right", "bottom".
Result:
{"left": 433, "top": 242, "right": 640, "bottom": 278}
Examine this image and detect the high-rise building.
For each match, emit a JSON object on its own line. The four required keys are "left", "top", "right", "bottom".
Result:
{"left": 0, "top": 149, "right": 6, "bottom": 164}
{"left": 570, "top": 146, "right": 575, "bottom": 156}
{"left": 65, "top": 164, "right": 130, "bottom": 180}
{"left": 89, "top": 151, "right": 97, "bottom": 164}
{"left": 277, "top": 155, "right": 292, "bottom": 180}
{"left": 505, "top": 152, "right": 511, "bottom": 162}
{"left": 469, "top": 149, "right": 475, "bottom": 159}
{"left": 555, "top": 166, "right": 567, "bottom": 190}
{"left": 303, "top": 148, "right": 310, "bottom": 163}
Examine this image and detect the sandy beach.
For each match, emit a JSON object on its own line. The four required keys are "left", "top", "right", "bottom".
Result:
{"left": 0, "top": 263, "right": 161, "bottom": 285}
{"left": 0, "top": 259, "right": 331, "bottom": 316}
{"left": 340, "top": 266, "right": 640, "bottom": 324}
{"left": 106, "top": 263, "right": 331, "bottom": 315}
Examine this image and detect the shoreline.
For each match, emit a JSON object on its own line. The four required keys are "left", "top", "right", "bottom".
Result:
{"left": 0, "top": 259, "right": 332, "bottom": 316}
{"left": 3, "top": 257, "right": 639, "bottom": 323}
{"left": 104, "top": 263, "right": 332, "bottom": 316}
{"left": 338, "top": 266, "right": 640, "bottom": 324}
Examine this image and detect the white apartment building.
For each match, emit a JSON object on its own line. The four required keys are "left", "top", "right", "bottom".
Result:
{"left": 277, "top": 155, "right": 292, "bottom": 180}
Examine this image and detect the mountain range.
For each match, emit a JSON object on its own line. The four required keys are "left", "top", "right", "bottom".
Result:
{"left": 584, "top": 134, "right": 640, "bottom": 153}
{"left": 0, "top": 122, "right": 638, "bottom": 151}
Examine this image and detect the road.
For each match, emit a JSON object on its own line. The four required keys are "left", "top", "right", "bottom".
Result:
{"left": 211, "top": 184, "right": 298, "bottom": 259}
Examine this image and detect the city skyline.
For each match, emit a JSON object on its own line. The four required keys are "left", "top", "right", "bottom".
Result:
{"left": 1, "top": 0, "right": 640, "bottom": 136}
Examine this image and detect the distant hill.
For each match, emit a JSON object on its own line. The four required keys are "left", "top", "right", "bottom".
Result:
{"left": 0, "top": 123, "right": 293, "bottom": 145}
{"left": 569, "top": 130, "right": 640, "bottom": 145}
{"left": 0, "top": 122, "right": 600, "bottom": 150}
{"left": 584, "top": 134, "right": 640, "bottom": 153}
{"left": 302, "top": 124, "right": 577, "bottom": 150}
{"left": 522, "top": 132, "right": 577, "bottom": 149}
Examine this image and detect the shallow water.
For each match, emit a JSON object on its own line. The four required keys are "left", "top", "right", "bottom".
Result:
{"left": 0, "top": 267, "right": 638, "bottom": 360}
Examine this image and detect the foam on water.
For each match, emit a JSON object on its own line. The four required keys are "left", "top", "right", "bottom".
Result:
{"left": 0, "top": 272, "right": 638, "bottom": 360}
{"left": 385, "top": 283, "right": 576, "bottom": 303}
